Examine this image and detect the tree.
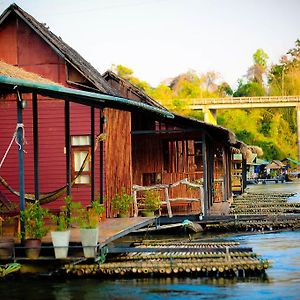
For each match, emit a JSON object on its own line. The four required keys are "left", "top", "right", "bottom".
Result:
{"left": 269, "top": 40, "right": 300, "bottom": 96}
{"left": 217, "top": 82, "right": 233, "bottom": 96}
{"left": 111, "top": 64, "right": 151, "bottom": 93}
{"left": 233, "top": 80, "right": 265, "bottom": 97}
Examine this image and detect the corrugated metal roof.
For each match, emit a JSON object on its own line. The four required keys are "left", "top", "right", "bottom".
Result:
{"left": 0, "top": 74, "right": 174, "bottom": 118}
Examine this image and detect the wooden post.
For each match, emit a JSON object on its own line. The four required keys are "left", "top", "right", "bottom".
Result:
{"left": 202, "top": 134, "right": 208, "bottom": 216}
{"left": 133, "top": 189, "right": 138, "bottom": 217}
{"left": 91, "top": 107, "right": 95, "bottom": 202}
{"left": 32, "top": 93, "right": 39, "bottom": 201}
{"left": 164, "top": 187, "right": 172, "bottom": 218}
{"left": 17, "top": 91, "right": 25, "bottom": 241}
{"left": 99, "top": 110, "right": 105, "bottom": 204}
{"left": 64, "top": 101, "right": 71, "bottom": 197}
{"left": 296, "top": 106, "right": 300, "bottom": 169}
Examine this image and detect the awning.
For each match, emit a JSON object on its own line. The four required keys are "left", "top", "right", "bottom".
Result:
{"left": 0, "top": 75, "right": 174, "bottom": 119}
{"left": 287, "top": 157, "right": 300, "bottom": 166}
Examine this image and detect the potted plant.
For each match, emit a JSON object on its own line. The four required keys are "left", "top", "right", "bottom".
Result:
{"left": 111, "top": 188, "right": 132, "bottom": 218}
{"left": 74, "top": 201, "right": 105, "bottom": 258}
{"left": 140, "top": 190, "right": 161, "bottom": 217}
{"left": 20, "top": 201, "right": 49, "bottom": 259}
{"left": 50, "top": 196, "right": 74, "bottom": 259}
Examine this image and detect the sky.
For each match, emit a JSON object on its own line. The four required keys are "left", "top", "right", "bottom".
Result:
{"left": 0, "top": 0, "right": 299, "bottom": 89}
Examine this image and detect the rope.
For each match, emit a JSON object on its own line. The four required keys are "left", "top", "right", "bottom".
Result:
{"left": 0, "top": 123, "right": 27, "bottom": 169}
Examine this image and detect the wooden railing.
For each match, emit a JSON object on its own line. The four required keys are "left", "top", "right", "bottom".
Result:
{"left": 132, "top": 178, "right": 204, "bottom": 218}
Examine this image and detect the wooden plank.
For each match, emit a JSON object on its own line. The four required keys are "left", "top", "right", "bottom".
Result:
{"left": 42, "top": 217, "right": 155, "bottom": 247}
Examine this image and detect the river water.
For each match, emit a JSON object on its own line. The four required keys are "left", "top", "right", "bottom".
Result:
{"left": 1, "top": 182, "right": 300, "bottom": 300}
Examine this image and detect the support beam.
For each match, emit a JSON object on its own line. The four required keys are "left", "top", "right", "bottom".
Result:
{"left": 297, "top": 106, "right": 300, "bottom": 168}
{"left": 99, "top": 110, "right": 105, "bottom": 204}
{"left": 202, "top": 134, "right": 208, "bottom": 216}
{"left": 32, "top": 93, "right": 39, "bottom": 201}
{"left": 17, "top": 91, "right": 25, "bottom": 241}
{"left": 91, "top": 107, "right": 95, "bottom": 202}
{"left": 65, "top": 101, "right": 71, "bottom": 196}
{"left": 203, "top": 107, "right": 217, "bottom": 125}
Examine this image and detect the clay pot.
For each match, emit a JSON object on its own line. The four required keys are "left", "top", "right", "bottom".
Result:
{"left": 24, "top": 239, "right": 41, "bottom": 259}
{"left": 0, "top": 238, "right": 14, "bottom": 259}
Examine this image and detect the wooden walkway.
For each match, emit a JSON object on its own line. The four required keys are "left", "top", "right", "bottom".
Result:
{"left": 42, "top": 217, "right": 156, "bottom": 247}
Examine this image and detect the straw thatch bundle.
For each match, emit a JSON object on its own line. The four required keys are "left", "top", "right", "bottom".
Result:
{"left": 0, "top": 60, "right": 59, "bottom": 85}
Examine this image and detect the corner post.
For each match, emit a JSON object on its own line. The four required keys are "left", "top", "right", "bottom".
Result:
{"left": 17, "top": 91, "right": 26, "bottom": 241}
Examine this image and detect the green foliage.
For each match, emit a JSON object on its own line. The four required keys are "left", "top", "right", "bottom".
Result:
{"left": 233, "top": 80, "right": 265, "bottom": 97}
{"left": 111, "top": 188, "right": 132, "bottom": 215}
{"left": 112, "top": 40, "right": 300, "bottom": 161}
{"left": 142, "top": 190, "right": 161, "bottom": 211}
{"left": 253, "top": 49, "right": 269, "bottom": 68}
{"left": 73, "top": 201, "right": 105, "bottom": 229}
{"left": 51, "top": 196, "right": 77, "bottom": 231}
{"left": 112, "top": 64, "right": 151, "bottom": 93}
{"left": 235, "top": 130, "right": 256, "bottom": 145}
{"left": 269, "top": 39, "right": 300, "bottom": 96}
{"left": 20, "top": 201, "right": 49, "bottom": 239}
{"left": 256, "top": 141, "right": 285, "bottom": 161}
{"left": 217, "top": 82, "right": 233, "bottom": 96}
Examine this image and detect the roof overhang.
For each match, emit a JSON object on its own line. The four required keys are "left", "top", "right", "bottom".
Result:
{"left": 0, "top": 75, "right": 174, "bottom": 118}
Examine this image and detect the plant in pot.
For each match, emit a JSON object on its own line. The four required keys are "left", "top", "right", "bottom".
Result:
{"left": 74, "top": 201, "right": 105, "bottom": 258}
{"left": 50, "top": 196, "right": 74, "bottom": 259}
{"left": 20, "top": 201, "right": 49, "bottom": 259}
{"left": 111, "top": 188, "right": 132, "bottom": 218}
{"left": 0, "top": 216, "right": 15, "bottom": 259}
{"left": 0, "top": 215, "right": 17, "bottom": 259}
{"left": 140, "top": 190, "right": 161, "bottom": 217}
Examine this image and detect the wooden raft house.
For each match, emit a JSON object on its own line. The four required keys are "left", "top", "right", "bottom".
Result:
{"left": 0, "top": 4, "right": 246, "bottom": 223}
{"left": 0, "top": 4, "right": 274, "bottom": 279}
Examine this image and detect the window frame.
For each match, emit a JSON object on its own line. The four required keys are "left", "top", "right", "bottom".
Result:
{"left": 71, "top": 135, "right": 91, "bottom": 186}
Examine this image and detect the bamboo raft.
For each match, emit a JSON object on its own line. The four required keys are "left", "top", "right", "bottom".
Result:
{"left": 63, "top": 241, "right": 270, "bottom": 278}
{"left": 229, "top": 192, "right": 299, "bottom": 215}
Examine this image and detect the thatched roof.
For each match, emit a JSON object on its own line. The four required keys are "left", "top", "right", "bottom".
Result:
{"left": 231, "top": 142, "right": 264, "bottom": 160}
{"left": 0, "top": 60, "right": 59, "bottom": 85}
{"left": 266, "top": 160, "right": 286, "bottom": 170}
{"left": 0, "top": 4, "right": 119, "bottom": 96}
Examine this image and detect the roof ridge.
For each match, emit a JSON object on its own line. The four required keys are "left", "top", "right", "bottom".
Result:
{"left": 0, "top": 3, "right": 120, "bottom": 96}
{"left": 103, "top": 70, "right": 168, "bottom": 110}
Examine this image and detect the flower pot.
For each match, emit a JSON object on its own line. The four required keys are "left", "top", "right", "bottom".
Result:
{"left": 141, "top": 210, "right": 155, "bottom": 217}
{"left": 117, "top": 213, "right": 128, "bottom": 218}
{"left": 0, "top": 238, "right": 14, "bottom": 259}
{"left": 24, "top": 239, "right": 41, "bottom": 259}
{"left": 80, "top": 228, "right": 99, "bottom": 258}
{"left": 51, "top": 230, "right": 70, "bottom": 259}
{"left": 1, "top": 218, "right": 19, "bottom": 237}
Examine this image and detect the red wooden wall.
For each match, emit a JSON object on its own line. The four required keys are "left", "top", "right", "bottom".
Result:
{"left": 0, "top": 13, "right": 104, "bottom": 211}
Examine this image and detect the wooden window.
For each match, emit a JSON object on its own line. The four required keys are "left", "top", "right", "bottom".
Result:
{"left": 71, "top": 135, "right": 91, "bottom": 185}
{"left": 194, "top": 141, "right": 203, "bottom": 171}
{"left": 142, "top": 173, "right": 162, "bottom": 185}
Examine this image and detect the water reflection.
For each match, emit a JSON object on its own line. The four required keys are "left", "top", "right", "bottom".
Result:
{"left": 1, "top": 183, "right": 300, "bottom": 299}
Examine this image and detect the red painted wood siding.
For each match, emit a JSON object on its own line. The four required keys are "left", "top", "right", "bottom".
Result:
{"left": 0, "top": 14, "right": 104, "bottom": 211}
{"left": 0, "top": 97, "right": 102, "bottom": 210}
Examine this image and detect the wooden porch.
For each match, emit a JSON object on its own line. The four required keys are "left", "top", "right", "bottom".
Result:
{"left": 42, "top": 217, "right": 155, "bottom": 247}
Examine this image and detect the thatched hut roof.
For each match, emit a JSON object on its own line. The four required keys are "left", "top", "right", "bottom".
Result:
{"left": 231, "top": 141, "right": 264, "bottom": 160}
{"left": 0, "top": 60, "right": 59, "bottom": 85}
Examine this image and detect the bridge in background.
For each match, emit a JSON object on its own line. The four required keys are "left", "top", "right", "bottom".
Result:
{"left": 188, "top": 95, "right": 300, "bottom": 164}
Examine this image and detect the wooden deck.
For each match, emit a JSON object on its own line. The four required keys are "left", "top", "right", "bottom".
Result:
{"left": 42, "top": 217, "right": 156, "bottom": 247}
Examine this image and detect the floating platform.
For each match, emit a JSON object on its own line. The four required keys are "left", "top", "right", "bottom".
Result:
{"left": 63, "top": 240, "right": 270, "bottom": 278}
